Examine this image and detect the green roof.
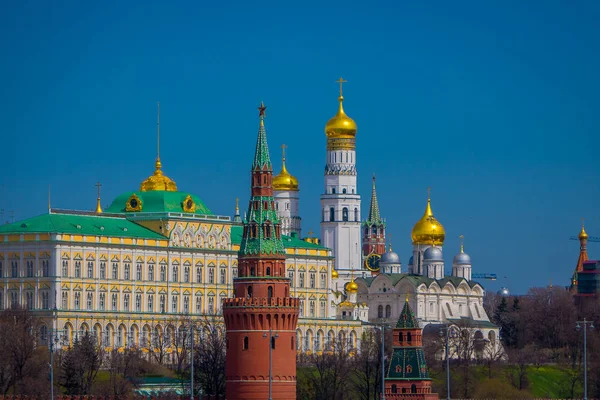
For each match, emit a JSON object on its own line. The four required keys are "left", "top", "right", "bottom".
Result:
{"left": 396, "top": 300, "right": 419, "bottom": 329}
{"left": 447, "top": 317, "right": 498, "bottom": 329}
{"left": 0, "top": 212, "right": 166, "bottom": 240}
{"left": 105, "top": 191, "right": 213, "bottom": 215}
{"left": 359, "top": 273, "right": 482, "bottom": 289}
{"left": 230, "top": 226, "right": 329, "bottom": 251}
{"left": 386, "top": 347, "right": 430, "bottom": 381}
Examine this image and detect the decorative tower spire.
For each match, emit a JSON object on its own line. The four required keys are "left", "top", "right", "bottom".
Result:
{"left": 95, "top": 181, "right": 103, "bottom": 214}
{"left": 140, "top": 102, "right": 178, "bottom": 191}
{"left": 223, "top": 104, "right": 299, "bottom": 400}
{"left": 233, "top": 197, "right": 242, "bottom": 223}
{"left": 362, "top": 174, "right": 386, "bottom": 258}
{"left": 570, "top": 219, "right": 590, "bottom": 293}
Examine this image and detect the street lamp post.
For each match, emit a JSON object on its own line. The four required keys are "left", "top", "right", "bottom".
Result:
{"left": 190, "top": 325, "right": 194, "bottom": 400}
{"left": 439, "top": 325, "right": 455, "bottom": 400}
{"left": 576, "top": 318, "right": 595, "bottom": 400}
{"left": 263, "top": 327, "right": 279, "bottom": 400}
{"left": 49, "top": 330, "right": 60, "bottom": 400}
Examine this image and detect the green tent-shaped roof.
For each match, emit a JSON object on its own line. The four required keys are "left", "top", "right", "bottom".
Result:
{"left": 396, "top": 299, "right": 420, "bottom": 329}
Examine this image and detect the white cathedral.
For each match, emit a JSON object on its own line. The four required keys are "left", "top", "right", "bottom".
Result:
{"left": 271, "top": 81, "right": 499, "bottom": 350}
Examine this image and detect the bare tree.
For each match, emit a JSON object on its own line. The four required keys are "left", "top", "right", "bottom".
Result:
{"left": 191, "top": 318, "right": 226, "bottom": 398}
{"left": 301, "top": 335, "right": 352, "bottom": 400}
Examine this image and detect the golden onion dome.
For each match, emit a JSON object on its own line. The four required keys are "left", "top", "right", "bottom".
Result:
{"left": 332, "top": 269, "right": 339, "bottom": 279}
{"left": 579, "top": 224, "right": 588, "bottom": 240}
{"left": 273, "top": 152, "right": 299, "bottom": 191}
{"left": 140, "top": 158, "right": 178, "bottom": 192}
{"left": 411, "top": 194, "right": 445, "bottom": 246}
{"left": 346, "top": 279, "right": 359, "bottom": 293}
{"left": 325, "top": 95, "right": 357, "bottom": 140}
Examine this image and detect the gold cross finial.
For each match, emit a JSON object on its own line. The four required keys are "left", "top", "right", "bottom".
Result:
{"left": 95, "top": 181, "right": 103, "bottom": 214}
{"left": 281, "top": 143, "right": 287, "bottom": 161}
{"left": 427, "top": 187, "right": 431, "bottom": 200}
{"left": 582, "top": 217, "right": 585, "bottom": 227}
{"left": 459, "top": 234, "right": 464, "bottom": 253}
{"left": 336, "top": 77, "right": 347, "bottom": 96}
{"left": 308, "top": 229, "right": 314, "bottom": 238}
{"left": 235, "top": 197, "right": 239, "bottom": 210}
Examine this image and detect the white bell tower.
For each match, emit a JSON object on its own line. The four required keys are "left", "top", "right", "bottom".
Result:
{"left": 320, "top": 78, "right": 362, "bottom": 277}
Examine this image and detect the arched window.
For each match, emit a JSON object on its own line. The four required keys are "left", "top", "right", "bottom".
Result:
{"left": 266, "top": 267, "right": 271, "bottom": 276}
{"left": 399, "top": 332, "right": 404, "bottom": 342}
{"left": 411, "top": 384, "right": 417, "bottom": 393}
{"left": 268, "top": 286, "right": 273, "bottom": 299}
{"left": 342, "top": 188, "right": 347, "bottom": 194}
{"left": 354, "top": 208, "right": 359, "bottom": 221}
{"left": 247, "top": 286, "right": 253, "bottom": 298}
{"left": 392, "top": 385, "right": 397, "bottom": 394}
{"left": 329, "top": 207, "right": 335, "bottom": 222}
{"left": 378, "top": 305, "right": 383, "bottom": 318}
{"left": 372, "top": 226, "right": 377, "bottom": 235}
{"left": 385, "top": 304, "right": 391, "bottom": 318}
{"left": 243, "top": 336, "right": 249, "bottom": 350}
{"left": 342, "top": 208, "right": 348, "bottom": 222}
{"left": 407, "top": 332, "right": 412, "bottom": 343}
{"left": 250, "top": 267, "right": 255, "bottom": 276}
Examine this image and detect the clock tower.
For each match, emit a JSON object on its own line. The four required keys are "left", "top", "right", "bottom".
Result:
{"left": 320, "top": 78, "right": 362, "bottom": 277}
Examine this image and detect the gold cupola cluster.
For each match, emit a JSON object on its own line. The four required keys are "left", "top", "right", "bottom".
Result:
{"left": 411, "top": 190, "right": 446, "bottom": 246}
{"left": 325, "top": 78, "right": 357, "bottom": 151}
{"left": 273, "top": 144, "right": 299, "bottom": 191}
{"left": 140, "top": 157, "right": 178, "bottom": 192}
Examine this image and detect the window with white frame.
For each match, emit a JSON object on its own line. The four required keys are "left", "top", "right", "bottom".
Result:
{"left": 209, "top": 267, "right": 215, "bottom": 284}
{"left": 299, "top": 272, "right": 305, "bottom": 288}
{"left": 309, "top": 300, "right": 315, "bottom": 317}
{"left": 74, "top": 261, "right": 81, "bottom": 278}
{"left": 62, "top": 291, "right": 68, "bottom": 309}
{"left": 42, "top": 291, "right": 49, "bottom": 309}
{"left": 99, "top": 293, "right": 105, "bottom": 310}
{"left": 26, "top": 261, "right": 34, "bottom": 277}
{"left": 184, "top": 296, "right": 189, "bottom": 313}
{"left": 148, "top": 264, "right": 154, "bottom": 281}
{"left": 196, "top": 296, "right": 202, "bottom": 313}
{"left": 299, "top": 300, "right": 304, "bottom": 317}
{"left": 87, "top": 262, "right": 94, "bottom": 278}
{"left": 26, "top": 291, "right": 34, "bottom": 310}
{"left": 309, "top": 272, "right": 315, "bottom": 288}
{"left": 184, "top": 266, "right": 190, "bottom": 283}
{"left": 124, "top": 263, "right": 130, "bottom": 280}
{"left": 172, "top": 296, "right": 178, "bottom": 312}
{"left": 136, "top": 263, "right": 142, "bottom": 280}
{"left": 100, "top": 262, "right": 106, "bottom": 279}
{"left": 208, "top": 297, "right": 214, "bottom": 314}
{"left": 172, "top": 265, "right": 178, "bottom": 282}
{"left": 61, "top": 260, "right": 68, "bottom": 277}
{"left": 112, "top": 293, "right": 118, "bottom": 311}
{"left": 320, "top": 273, "right": 326, "bottom": 288}
{"left": 288, "top": 271, "right": 294, "bottom": 287}
{"left": 160, "top": 295, "right": 166, "bottom": 313}
{"left": 136, "top": 294, "right": 141, "bottom": 311}
{"left": 320, "top": 300, "right": 326, "bottom": 317}
{"left": 86, "top": 293, "right": 93, "bottom": 310}
{"left": 112, "top": 263, "right": 118, "bottom": 279}
{"left": 160, "top": 265, "right": 166, "bottom": 282}
{"left": 196, "top": 265, "right": 203, "bottom": 283}
{"left": 148, "top": 295, "right": 154, "bottom": 312}
{"left": 220, "top": 268, "right": 226, "bottom": 284}
{"left": 124, "top": 294, "right": 130, "bottom": 311}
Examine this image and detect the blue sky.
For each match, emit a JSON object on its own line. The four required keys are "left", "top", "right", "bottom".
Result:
{"left": 1, "top": 0, "right": 598, "bottom": 294}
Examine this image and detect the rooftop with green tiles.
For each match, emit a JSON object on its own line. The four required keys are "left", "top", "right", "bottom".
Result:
{"left": 105, "top": 190, "right": 213, "bottom": 215}
{"left": 0, "top": 211, "right": 166, "bottom": 240}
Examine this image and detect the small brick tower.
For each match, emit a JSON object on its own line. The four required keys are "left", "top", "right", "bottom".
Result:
{"left": 223, "top": 103, "right": 300, "bottom": 400}
{"left": 384, "top": 296, "right": 437, "bottom": 399}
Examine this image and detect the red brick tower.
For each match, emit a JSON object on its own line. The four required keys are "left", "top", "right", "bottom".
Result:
{"left": 223, "top": 103, "right": 300, "bottom": 400}
{"left": 384, "top": 297, "right": 437, "bottom": 399}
